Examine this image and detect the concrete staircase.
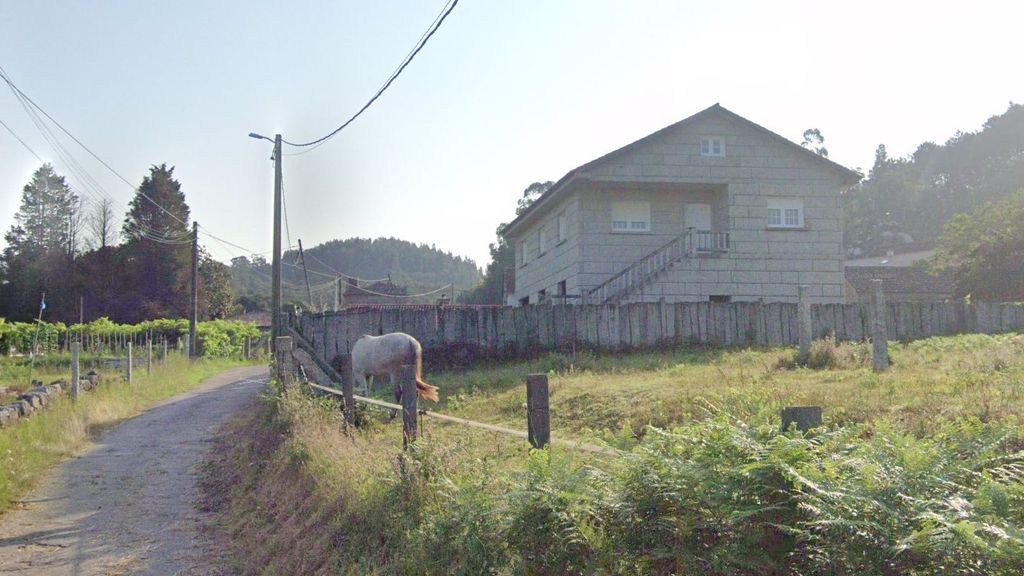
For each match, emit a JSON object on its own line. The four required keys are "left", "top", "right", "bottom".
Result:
{"left": 584, "top": 229, "right": 728, "bottom": 305}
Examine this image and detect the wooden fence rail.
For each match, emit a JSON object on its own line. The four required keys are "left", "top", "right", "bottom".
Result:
{"left": 304, "top": 378, "right": 610, "bottom": 454}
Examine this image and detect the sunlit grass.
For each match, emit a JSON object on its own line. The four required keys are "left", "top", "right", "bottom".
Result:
{"left": 213, "top": 332, "right": 1024, "bottom": 574}
{"left": 0, "top": 355, "right": 258, "bottom": 514}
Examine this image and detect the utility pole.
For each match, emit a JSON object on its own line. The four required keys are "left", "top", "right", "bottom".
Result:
{"left": 189, "top": 220, "right": 199, "bottom": 358}
{"left": 79, "top": 294, "right": 83, "bottom": 325}
{"left": 249, "top": 132, "right": 283, "bottom": 350}
{"left": 272, "top": 135, "right": 283, "bottom": 348}
{"left": 335, "top": 276, "right": 342, "bottom": 312}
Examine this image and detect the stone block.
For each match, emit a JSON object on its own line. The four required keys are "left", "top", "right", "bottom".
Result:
{"left": 0, "top": 404, "right": 20, "bottom": 427}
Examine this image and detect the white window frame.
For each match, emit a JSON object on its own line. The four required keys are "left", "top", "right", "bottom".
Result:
{"left": 519, "top": 240, "right": 528, "bottom": 266}
{"left": 766, "top": 198, "right": 805, "bottom": 229}
{"left": 557, "top": 210, "right": 567, "bottom": 244}
{"left": 700, "top": 136, "right": 725, "bottom": 157}
{"left": 537, "top": 225, "right": 547, "bottom": 256}
{"left": 611, "top": 201, "right": 651, "bottom": 234}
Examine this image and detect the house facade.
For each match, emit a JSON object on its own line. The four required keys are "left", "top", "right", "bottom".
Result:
{"left": 502, "top": 104, "right": 861, "bottom": 306}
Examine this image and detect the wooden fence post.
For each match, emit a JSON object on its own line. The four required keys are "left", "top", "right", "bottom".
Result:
{"left": 871, "top": 279, "right": 890, "bottom": 372}
{"left": 781, "top": 406, "right": 822, "bottom": 432}
{"left": 797, "top": 285, "right": 812, "bottom": 364}
{"left": 526, "top": 373, "right": 550, "bottom": 449}
{"left": 342, "top": 361, "right": 355, "bottom": 426}
{"left": 71, "top": 341, "right": 80, "bottom": 400}
{"left": 146, "top": 337, "right": 153, "bottom": 376}
{"left": 126, "top": 341, "right": 133, "bottom": 385}
{"left": 275, "top": 336, "right": 293, "bottom": 384}
{"left": 400, "top": 364, "right": 418, "bottom": 448}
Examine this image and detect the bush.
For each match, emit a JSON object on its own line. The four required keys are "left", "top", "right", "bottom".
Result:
{"left": 775, "top": 333, "right": 872, "bottom": 370}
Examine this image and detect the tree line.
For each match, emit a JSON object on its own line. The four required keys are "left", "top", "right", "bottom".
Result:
{"left": 230, "top": 237, "right": 483, "bottom": 312}
{"left": 0, "top": 163, "right": 235, "bottom": 323}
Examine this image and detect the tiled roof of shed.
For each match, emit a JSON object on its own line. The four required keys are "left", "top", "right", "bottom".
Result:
{"left": 845, "top": 266, "right": 957, "bottom": 299}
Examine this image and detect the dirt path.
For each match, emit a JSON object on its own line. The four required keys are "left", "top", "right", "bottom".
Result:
{"left": 0, "top": 365, "right": 268, "bottom": 576}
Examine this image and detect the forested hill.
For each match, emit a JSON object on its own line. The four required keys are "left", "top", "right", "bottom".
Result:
{"left": 843, "top": 103, "right": 1024, "bottom": 258}
{"left": 230, "top": 237, "right": 482, "bottom": 311}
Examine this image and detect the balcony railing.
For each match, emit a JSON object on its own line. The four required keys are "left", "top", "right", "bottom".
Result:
{"left": 584, "top": 229, "right": 729, "bottom": 305}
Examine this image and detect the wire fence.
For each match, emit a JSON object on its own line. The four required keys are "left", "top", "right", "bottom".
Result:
{"left": 278, "top": 332, "right": 611, "bottom": 455}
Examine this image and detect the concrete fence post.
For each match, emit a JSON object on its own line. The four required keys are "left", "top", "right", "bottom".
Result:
{"left": 162, "top": 339, "right": 168, "bottom": 365}
{"left": 797, "top": 285, "right": 812, "bottom": 364}
{"left": 71, "top": 341, "right": 80, "bottom": 400}
{"left": 126, "top": 341, "right": 133, "bottom": 385}
{"left": 871, "top": 279, "right": 890, "bottom": 372}
{"left": 275, "top": 336, "right": 293, "bottom": 384}
{"left": 146, "top": 337, "right": 153, "bottom": 376}
{"left": 781, "top": 406, "right": 822, "bottom": 432}
{"left": 526, "top": 373, "right": 551, "bottom": 449}
{"left": 182, "top": 334, "right": 190, "bottom": 359}
{"left": 400, "top": 364, "right": 418, "bottom": 448}
{"left": 342, "top": 360, "right": 355, "bottom": 426}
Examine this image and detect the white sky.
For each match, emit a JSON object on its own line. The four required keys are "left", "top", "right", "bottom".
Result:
{"left": 1, "top": 0, "right": 1021, "bottom": 268}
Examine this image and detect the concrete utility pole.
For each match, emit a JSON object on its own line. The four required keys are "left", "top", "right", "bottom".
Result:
{"left": 335, "top": 277, "right": 342, "bottom": 312}
{"left": 189, "top": 220, "right": 199, "bottom": 358}
{"left": 249, "top": 132, "right": 283, "bottom": 350}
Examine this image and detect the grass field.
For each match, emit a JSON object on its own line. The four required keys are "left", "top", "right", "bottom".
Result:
{"left": 208, "top": 333, "right": 1024, "bottom": 575}
{"left": 0, "top": 355, "right": 258, "bottom": 515}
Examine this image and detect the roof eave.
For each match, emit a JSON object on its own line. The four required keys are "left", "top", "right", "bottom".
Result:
{"left": 500, "top": 171, "right": 581, "bottom": 237}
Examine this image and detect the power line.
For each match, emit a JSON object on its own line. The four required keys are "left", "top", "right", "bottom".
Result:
{"left": 2, "top": 64, "right": 269, "bottom": 260}
{"left": 281, "top": 0, "right": 459, "bottom": 152}
{"left": 0, "top": 116, "right": 43, "bottom": 161}
{"left": 0, "top": 65, "right": 190, "bottom": 229}
{"left": 343, "top": 282, "right": 452, "bottom": 299}
{"left": 302, "top": 250, "right": 390, "bottom": 283}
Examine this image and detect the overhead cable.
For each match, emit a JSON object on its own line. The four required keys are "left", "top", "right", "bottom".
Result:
{"left": 281, "top": 0, "right": 459, "bottom": 152}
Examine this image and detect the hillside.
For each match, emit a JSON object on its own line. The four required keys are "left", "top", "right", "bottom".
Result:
{"left": 230, "top": 237, "right": 483, "bottom": 311}
{"left": 844, "top": 103, "right": 1024, "bottom": 258}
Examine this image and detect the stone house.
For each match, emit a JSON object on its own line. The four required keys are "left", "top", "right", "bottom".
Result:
{"left": 501, "top": 104, "right": 861, "bottom": 306}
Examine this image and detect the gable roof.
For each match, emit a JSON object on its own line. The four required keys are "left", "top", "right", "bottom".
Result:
{"left": 502, "top": 103, "right": 862, "bottom": 236}
{"left": 844, "top": 266, "right": 956, "bottom": 300}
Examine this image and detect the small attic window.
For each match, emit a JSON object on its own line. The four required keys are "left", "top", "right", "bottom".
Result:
{"left": 701, "top": 137, "right": 724, "bottom": 157}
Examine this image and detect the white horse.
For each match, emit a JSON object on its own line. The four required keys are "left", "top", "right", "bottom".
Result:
{"left": 350, "top": 332, "right": 439, "bottom": 403}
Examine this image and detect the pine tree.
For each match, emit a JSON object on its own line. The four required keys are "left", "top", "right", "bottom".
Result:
{"left": 3, "top": 164, "right": 77, "bottom": 259}
{"left": 119, "top": 164, "right": 193, "bottom": 322}
{"left": 0, "top": 164, "right": 79, "bottom": 319}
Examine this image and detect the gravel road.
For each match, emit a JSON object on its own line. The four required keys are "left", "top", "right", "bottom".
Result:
{"left": 0, "top": 365, "right": 268, "bottom": 576}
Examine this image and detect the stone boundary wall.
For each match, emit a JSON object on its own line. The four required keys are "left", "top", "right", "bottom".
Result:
{"left": 295, "top": 301, "right": 1024, "bottom": 365}
{"left": 0, "top": 374, "right": 99, "bottom": 428}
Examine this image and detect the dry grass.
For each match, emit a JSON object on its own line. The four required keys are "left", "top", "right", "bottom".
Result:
{"left": 426, "top": 332, "right": 1024, "bottom": 439}
{"left": 206, "top": 332, "right": 1024, "bottom": 574}
{"left": 202, "top": 388, "right": 547, "bottom": 575}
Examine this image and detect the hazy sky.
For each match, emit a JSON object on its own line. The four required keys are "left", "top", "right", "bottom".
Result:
{"left": 1, "top": 1, "right": 1022, "bottom": 269}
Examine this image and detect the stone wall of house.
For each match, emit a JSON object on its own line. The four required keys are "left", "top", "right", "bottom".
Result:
{"left": 584, "top": 112, "right": 846, "bottom": 304}
{"left": 510, "top": 107, "right": 850, "bottom": 305}
{"left": 509, "top": 193, "right": 582, "bottom": 304}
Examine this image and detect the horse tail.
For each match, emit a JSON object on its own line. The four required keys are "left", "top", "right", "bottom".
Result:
{"left": 412, "top": 340, "right": 439, "bottom": 402}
